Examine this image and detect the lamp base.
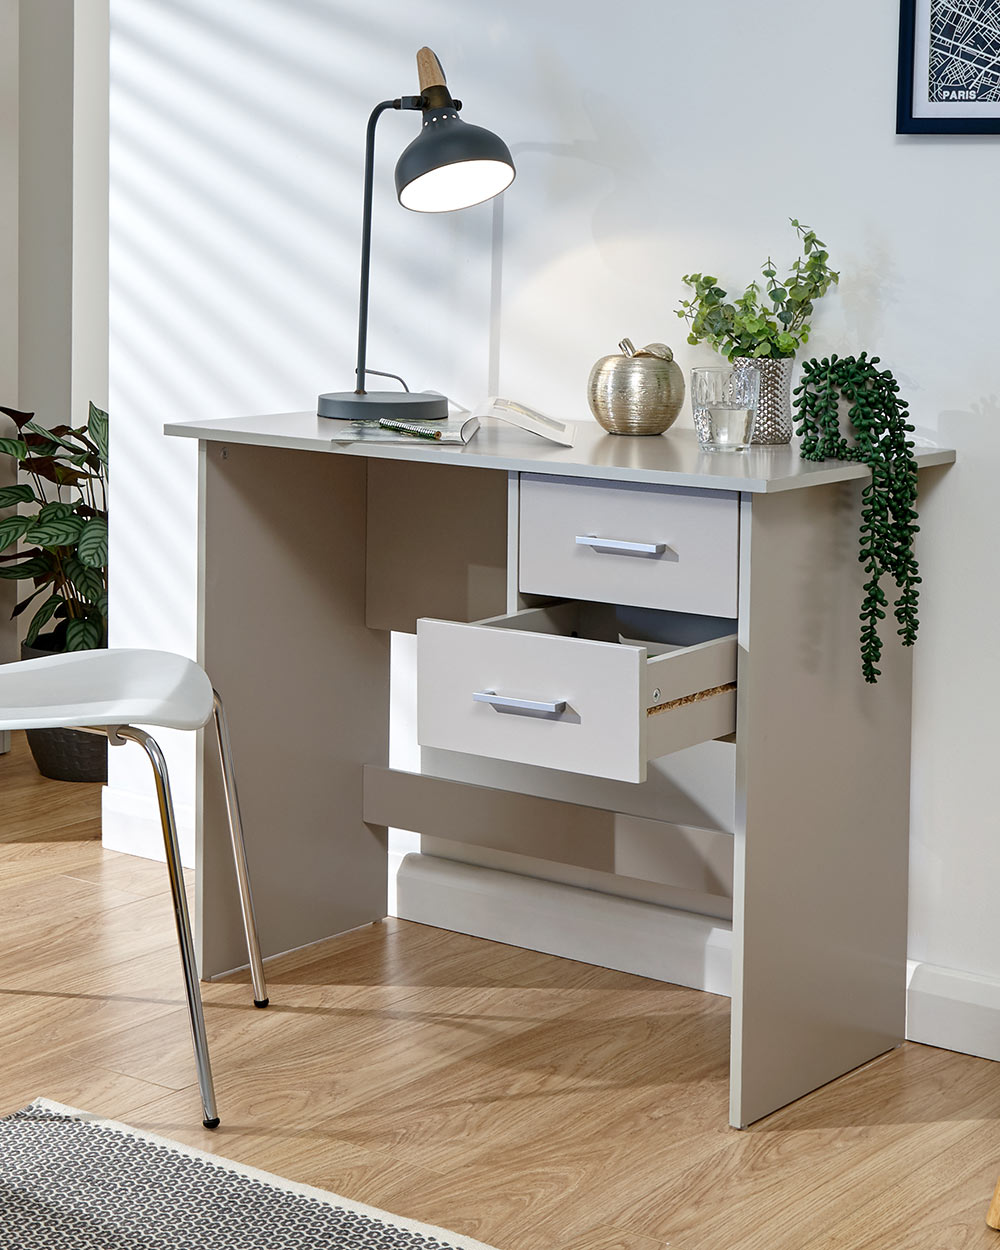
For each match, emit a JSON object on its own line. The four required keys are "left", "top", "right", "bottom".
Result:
{"left": 317, "top": 390, "right": 448, "bottom": 421}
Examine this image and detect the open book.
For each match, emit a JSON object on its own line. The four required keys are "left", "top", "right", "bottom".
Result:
{"left": 329, "top": 397, "right": 575, "bottom": 448}
{"left": 470, "top": 397, "right": 575, "bottom": 446}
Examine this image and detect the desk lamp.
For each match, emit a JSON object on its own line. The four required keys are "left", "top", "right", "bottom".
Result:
{"left": 318, "top": 47, "right": 515, "bottom": 421}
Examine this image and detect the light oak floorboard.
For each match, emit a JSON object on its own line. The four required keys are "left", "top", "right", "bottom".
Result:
{"left": 0, "top": 731, "right": 997, "bottom": 1249}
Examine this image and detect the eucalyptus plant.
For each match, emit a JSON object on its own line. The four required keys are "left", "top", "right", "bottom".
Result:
{"left": 793, "top": 354, "right": 919, "bottom": 684}
{"left": 676, "top": 219, "right": 839, "bottom": 360}
{"left": 0, "top": 402, "right": 109, "bottom": 651}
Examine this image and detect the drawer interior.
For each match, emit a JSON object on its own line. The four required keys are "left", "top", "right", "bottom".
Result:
{"left": 481, "top": 600, "right": 735, "bottom": 659}
{"left": 473, "top": 600, "right": 738, "bottom": 718}
{"left": 418, "top": 600, "right": 738, "bottom": 783}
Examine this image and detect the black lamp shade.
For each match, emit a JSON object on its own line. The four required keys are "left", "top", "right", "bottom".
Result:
{"left": 394, "top": 107, "right": 515, "bottom": 212}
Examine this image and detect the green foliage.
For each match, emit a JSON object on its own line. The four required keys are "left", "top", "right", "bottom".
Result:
{"left": 793, "top": 354, "right": 919, "bottom": 684}
{"left": 676, "top": 219, "right": 839, "bottom": 361}
{"left": 0, "top": 403, "right": 109, "bottom": 652}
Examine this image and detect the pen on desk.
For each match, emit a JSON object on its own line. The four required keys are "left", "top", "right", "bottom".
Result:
{"left": 378, "top": 418, "right": 441, "bottom": 440}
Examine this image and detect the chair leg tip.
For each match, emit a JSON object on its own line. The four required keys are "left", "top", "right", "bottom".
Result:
{"left": 253, "top": 997, "right": 270, "bottom": 1008}
{"left": 202, "top": 1116, "right": 220, "bottom": 1130}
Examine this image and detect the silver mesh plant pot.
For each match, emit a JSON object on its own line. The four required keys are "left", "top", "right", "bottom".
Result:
{"left": 733, "top": 356, "right": 794, "bottom": 444}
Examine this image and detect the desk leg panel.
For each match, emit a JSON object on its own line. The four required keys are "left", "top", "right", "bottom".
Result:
{"left": 730, "top": 483, "right": 911, "bottom": 1127}
{"left": 196, "top": 442, "right": 389, "bottom": 977}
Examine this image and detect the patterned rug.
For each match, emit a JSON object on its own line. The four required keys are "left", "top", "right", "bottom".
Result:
{"left": 1, "top": 1100, "right": 500, "bottom": 1249}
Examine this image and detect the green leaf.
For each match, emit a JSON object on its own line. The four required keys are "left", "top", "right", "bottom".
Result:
{"left": 29, "top": 514, "right": 85, "bottom": 548}
{"left": 0, "top": 483, "right": 37, "bottom": 507}
{"left": 24, "top": 595, "right": 62, "bottom": 646}
{"left": 77, "top": 516, "right": 108, "bottom": 568}
{"left": 0, "top": 555, "right": 50, "bottom": 580}
{"left": 0, "top": 437, "right": 28, "bottom": 461}
{"left": 66, "top": 555, "right": 105, "bottom": 603}
{"left": 65, "top": 615, "right": 103, "bottom": 651}
{"left": 88, "top": 402, "right": 109, "bottom": 467}
{"left": 24, "top": 420, "right": 86, "bottom": 454}
{"left": 38, "top": 501, "right": 73, "bottom": 522}
{"left": 22, "top": 432, "right": 65, "bottom": 456}
{"left": 11, "top": 583, "right": 50, "bottom": 617}
{"left": 0, "top": 514, "right": 31, "bottom": 551}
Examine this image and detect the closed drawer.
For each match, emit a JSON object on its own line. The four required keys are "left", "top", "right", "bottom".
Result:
{"left": 417, "top": 602, "right": 737, "bottom": 784}
{"left": 519, "top": 474, "right": 740, "bottom": 617}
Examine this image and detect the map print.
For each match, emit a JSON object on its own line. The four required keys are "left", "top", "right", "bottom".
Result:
{"left": 929, "top": 0, "right": 1000, "bottom": 101}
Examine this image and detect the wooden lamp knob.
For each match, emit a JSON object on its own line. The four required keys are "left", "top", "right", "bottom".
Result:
{"left": 416, "top": 47, "right": 447, "bottom": 92}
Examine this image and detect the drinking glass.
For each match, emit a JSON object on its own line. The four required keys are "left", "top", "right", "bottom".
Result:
{"left": 690, "top": 365, "right": 761, "bottom": 451}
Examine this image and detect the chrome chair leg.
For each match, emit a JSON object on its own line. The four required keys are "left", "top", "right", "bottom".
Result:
{"left": 115, "top": 725, "right": 220, "bottom": 1130}
{"left": 212, "top": 692, "right": 269, "bottom": 1008}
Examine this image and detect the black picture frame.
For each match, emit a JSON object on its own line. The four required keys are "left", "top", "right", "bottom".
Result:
{"left": 897, "top": 0, "right": 1000, "bottom": 134}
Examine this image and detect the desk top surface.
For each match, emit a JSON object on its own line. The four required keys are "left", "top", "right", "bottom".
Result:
{"left": 165, "top": 411, "right": 955, "bottom": 493}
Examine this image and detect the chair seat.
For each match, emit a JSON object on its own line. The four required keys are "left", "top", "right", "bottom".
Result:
{"left": 0, "top": 649, "right": 215, "bottom": 732}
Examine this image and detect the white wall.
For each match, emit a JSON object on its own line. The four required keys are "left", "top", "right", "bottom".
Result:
{"left": 0, "top": 0, "right": 18, "bottom": 693}
{"left": 4, "top": 0, "right": 107, "bottom": 678}
{"left": 18, "top": 0, "right": 108, "bottom": 468}
{"left": 107, "top": 0, "right": 998, "bottom": 1050}
{"left": 18, "top": 0, "right": 74, "bottom": 429}
{"left": 0, "top": 0, "right": 16, "bottom": 406}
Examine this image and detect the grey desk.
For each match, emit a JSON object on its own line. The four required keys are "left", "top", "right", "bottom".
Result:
{"left": 166, "top": 413, "right": 954, "bottom": 1128}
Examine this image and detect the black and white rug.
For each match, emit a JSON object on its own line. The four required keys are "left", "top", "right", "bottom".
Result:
{"left": 0, "top": 1100, "right": 499, "bottom": 1249}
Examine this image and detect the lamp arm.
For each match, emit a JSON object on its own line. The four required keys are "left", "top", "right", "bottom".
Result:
{"left": 354, "top": 99, "right": 401, "bottom": 395}
{"left": 352, "top": 77, "right": 458, "bottom": 395}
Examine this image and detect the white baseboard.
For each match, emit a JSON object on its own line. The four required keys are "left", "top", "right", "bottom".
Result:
{"left": 101, "top": 784, "right": 195, "bottom": 867}
{"left": 395, "top": 852, "right": 733, "bottom": 996}
{"left": 96, "top": 802, "right": 1000, "bottom": 1064}
{"left": 906, "top": 960, "right": 1000, "bottom": 1061}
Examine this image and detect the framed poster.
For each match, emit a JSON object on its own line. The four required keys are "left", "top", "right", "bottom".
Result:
{"left": 897, "top": 0, "right": 1000, "bottom": 133}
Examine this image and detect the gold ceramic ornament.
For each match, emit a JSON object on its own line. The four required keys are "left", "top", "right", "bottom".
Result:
{"left": 587, "top": 339, "right": 685, "bottom": 436}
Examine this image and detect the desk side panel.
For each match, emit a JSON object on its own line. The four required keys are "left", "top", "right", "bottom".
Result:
{"left": 730, "top": 482, "right": 911, "bottom": 1127}
{"left": 197, "top": 441, "right": 389, "bottom": 976}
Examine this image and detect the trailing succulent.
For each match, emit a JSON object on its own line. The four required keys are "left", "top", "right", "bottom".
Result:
{"left": 793, "top": 354, "right": 919, "bottom": 684}
{"left": 0, "top": 402, "right": 109, "bottom": 651}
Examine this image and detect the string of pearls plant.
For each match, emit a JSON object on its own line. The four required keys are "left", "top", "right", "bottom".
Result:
{"left": 793, "top": 353, "right": 920, "bottom": 684}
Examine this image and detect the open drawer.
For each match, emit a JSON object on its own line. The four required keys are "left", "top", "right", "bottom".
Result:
{"left": 417, "top": 602, "right": 737, "bottom": 783}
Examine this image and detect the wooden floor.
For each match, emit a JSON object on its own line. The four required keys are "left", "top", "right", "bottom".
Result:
{"left": 1, "top": 730, "right": 998, "bottom": 1249}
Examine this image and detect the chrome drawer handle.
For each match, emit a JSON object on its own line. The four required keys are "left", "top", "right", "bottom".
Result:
{"left": 575, "top": 533, "right": 667, "bottom": 556}
{"left": 473, "top": 690, "right": 567, "bottom": 715}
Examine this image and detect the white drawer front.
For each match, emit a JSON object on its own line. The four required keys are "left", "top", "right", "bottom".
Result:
{"left": 519, "top": 475, "right": 739, "bottom": 617}
{"left": 418, "top": 604, "right": 737, "bottom": 784}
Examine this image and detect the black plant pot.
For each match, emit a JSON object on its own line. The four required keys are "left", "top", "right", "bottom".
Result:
{"left": 20, "top": 640, "right": 108, "bottom": 783}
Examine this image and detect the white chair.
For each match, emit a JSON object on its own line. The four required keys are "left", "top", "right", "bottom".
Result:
{"left": 0, "top": 648, "right": 268, "bottom": 1128}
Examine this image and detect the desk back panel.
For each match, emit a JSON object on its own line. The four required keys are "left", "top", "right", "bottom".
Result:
{"left": 365, "top": 459, "right": 508, "bottom": 633}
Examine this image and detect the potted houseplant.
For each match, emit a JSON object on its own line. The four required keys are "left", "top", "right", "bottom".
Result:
{"left": 676, "top": 219, "right": 839, "bottom": 443}
{"left": 0, "top": 402, "right": 109, "bottom": 780}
